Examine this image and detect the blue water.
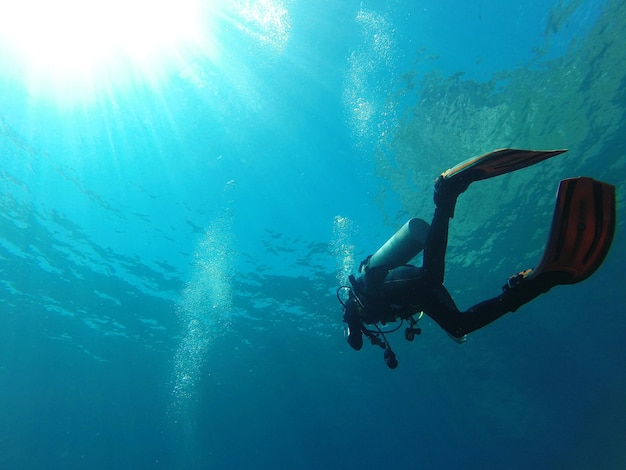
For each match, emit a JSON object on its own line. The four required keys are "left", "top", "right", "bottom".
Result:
{"left": 1, "top": 0, "right": 625, "bottom": 468}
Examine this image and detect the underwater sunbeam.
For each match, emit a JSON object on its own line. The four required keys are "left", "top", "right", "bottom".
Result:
{"left": 0, "top": 0, "right": 219, "bottom": 104}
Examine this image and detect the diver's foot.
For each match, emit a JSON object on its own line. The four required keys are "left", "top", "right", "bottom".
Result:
{"left": 433, "top": 175, "right": 471, "bottom": 215}
{"left": 503, "top": 269, "right": 533, "bottom": 293}
{"left": 501, "top": 268, "right": 549, "bottom": 312}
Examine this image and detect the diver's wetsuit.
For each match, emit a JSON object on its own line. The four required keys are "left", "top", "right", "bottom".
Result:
{"left": 353, "top": 184, "right": 540, "bottom": 339}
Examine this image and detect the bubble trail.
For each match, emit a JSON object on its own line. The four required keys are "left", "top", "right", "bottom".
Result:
{"left": 331, "top": 215, "right": 357, "bottom": 287}
{"left": 169, "top": 213, "right": 234, "bottom": 416}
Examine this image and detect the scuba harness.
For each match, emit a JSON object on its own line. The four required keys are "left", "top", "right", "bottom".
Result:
{"left": 337, "top": 218, "right": 430, "bottom": 369}
{"left": 337, "top": 276, "right": 425, "bottom": 369}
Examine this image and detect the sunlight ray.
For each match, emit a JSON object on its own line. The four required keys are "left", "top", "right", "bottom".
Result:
{"left": 0, "top": 0, "right": 219, "bottom": 104}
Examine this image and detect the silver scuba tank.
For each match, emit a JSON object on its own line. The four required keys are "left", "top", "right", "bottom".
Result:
{"left": 361, "top": 218, "right": 430, "bottom": 273}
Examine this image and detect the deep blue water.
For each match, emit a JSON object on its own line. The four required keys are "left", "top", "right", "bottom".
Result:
{"left": 1, "top": 0, "right": 625, "bottom": 469}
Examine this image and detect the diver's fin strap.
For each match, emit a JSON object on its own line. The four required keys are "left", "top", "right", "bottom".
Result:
{"left": 502, "top": 269, "right": 549, "bottom": 311}
{"left": 527, "top": 177, "right": 616, "bottom": 287}
{"left": 506, "top": 269, "right": 533, "bottom": 290}
{"left": 441, "top": 148, "right": 568, "bottom": 182}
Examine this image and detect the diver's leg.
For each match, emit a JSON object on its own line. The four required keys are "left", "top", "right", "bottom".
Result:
{"left": 423, "top": 282, "right": 519, "bottom": 338}
{"left": 423, "top": 149, "right": 565, "bottom": 282}
{"left": 422, "top": 177, "right": 470, "bottom": 284}
{"left": 452, "top": 283, "right": 550, "bottom": 336}
{"left": 453, "top": 295, "right": 512, "bottom": 336}
{"left": 431, "top": 283, "right": 551, "bottom": 338}
{"left": 422, "top": 207, "right": 450, "bottom": 285}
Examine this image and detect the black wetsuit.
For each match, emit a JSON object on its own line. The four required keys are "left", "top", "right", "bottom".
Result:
{"left": 354, "top": 196, "right": 541, "bottom": 339}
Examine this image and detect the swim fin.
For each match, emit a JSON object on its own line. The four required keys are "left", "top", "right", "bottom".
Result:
{"left": 441, "top": 148, "right": 568, "bottom": 182}
{"left": 506, "top": 177, "right": 616, "bottom": 305}
{"left": 526, "top": 177, "right": 616, "bottom": 286}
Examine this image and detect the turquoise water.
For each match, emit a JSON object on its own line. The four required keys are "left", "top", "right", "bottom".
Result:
{"left": 1, "top": 1, "right": 625, "bottom": 468}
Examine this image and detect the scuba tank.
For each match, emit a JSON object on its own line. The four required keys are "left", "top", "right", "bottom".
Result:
{"left": 361, "top": 217, "right": 430, "bottom": 273}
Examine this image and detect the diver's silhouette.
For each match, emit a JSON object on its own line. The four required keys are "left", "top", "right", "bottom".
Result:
{"left": 338, "top": 149, "right": 616, "bottom": 369}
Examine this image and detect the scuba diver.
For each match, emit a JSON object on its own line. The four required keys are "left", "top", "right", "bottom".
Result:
{"left": 338, "top": 149, "right": 616, "bottom": 369}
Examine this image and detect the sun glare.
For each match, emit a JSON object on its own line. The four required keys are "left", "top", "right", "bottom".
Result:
{"left": 0, "top": 0, "right": 218, "bottom": 104}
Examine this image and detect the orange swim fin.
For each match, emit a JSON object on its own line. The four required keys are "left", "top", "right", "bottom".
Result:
{"left": 441, "top": 148, "right": 568, "bottom": 182}
{"left": 525, "top": 177, "right": 616, "bottom": 286}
